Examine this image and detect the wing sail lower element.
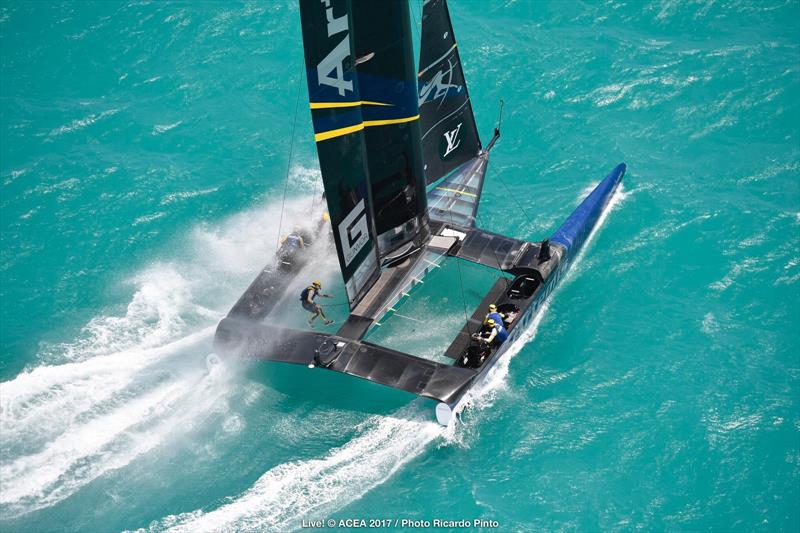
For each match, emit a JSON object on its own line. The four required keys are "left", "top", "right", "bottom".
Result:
{"left": 418, "top": 0, "right": 482, "bottom": 185}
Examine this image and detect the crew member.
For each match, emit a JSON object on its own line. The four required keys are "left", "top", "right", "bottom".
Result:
{"left": 474, "top": 318, "right": 508, "bottom": 347}
{"left": 317, "top": 211, "right": 330, "bottom": 232}
{"left": 300, "top": 280, "right": 333, "bottom": 326}
{"left": 484, "top": 303, "right": 506, "bottom": 328}
{"left": 279, "top": 230, "right": 305, "bottom": 255}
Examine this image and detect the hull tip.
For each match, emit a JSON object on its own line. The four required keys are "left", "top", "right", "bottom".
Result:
{"left": 435, "top": 402, "right": 453, "bottom": 426}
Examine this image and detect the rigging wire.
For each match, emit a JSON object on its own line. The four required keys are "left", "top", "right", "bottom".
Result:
{"left": 275, "top": 64, "right": 304, "bottom": 254}
{"left": 310, "top": 168, "right": 321, "bottom": 220}
{"left": 486, "top": 98, "right": 538, "bottom": 233}
{"left": 309, "top": 82, "right": 322, "bottom": 222}
{"left": 496, "top": 172, "right": 535, "bottom": 233}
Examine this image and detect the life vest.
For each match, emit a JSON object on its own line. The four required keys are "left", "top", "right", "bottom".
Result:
{"left": 300, "top": 285, "right": 318, "bottom": 302}
{"left": 495, "top": 324, "right": 509, "bottom": 343}
{"left": 485, "top": 311, "right": 505, "bottom": 326}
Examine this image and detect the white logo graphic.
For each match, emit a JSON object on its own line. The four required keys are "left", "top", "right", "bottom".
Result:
{"left": 419, "top": 58, "right": 462, "bottom": 109}
{"left": 339, "top": 199, "right": 369, "bottom": 266}
{"left": 443, "top": 122, "right": 463, "bottom": 157}
{"left": 317, "top": 0, "right": 353, "bottom": 96}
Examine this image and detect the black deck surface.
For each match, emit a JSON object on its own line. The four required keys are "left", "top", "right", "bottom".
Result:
{"left": 224, "top": 242, "right": 317, "bottom": 321}
{"left": 215, "top": 221, "right": 568, "bottom": 408}
{"left": 451, "top": 227, "right": 530, "bottom": 271}
{"left": 336, "top": 314, "right": 373, "bottom": 340}
{"left": 351, "top": 249, "right": 423, "bottom": 319}
{"left": 214, "top": 318, "right": 478, "bottom": 404}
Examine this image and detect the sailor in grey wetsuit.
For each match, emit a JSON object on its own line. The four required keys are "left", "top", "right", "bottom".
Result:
{"left": 300, "top": 280, "right": 333, "bottom": 326}
{"left": 278, "top": 231, "right": 305, "bottom": 260}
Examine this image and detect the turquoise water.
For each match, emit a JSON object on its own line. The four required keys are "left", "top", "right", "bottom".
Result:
{"left": 2, "top": 1, "right": 799, "bottom": 531}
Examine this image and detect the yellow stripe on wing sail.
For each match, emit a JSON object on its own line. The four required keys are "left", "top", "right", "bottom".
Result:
{"left": 314, "top": 115, "right": 419, "bottom": 142}
{"left": 309, "top": 100, "right": 394, "bottom": 110}
{"left": 363, "top": 115, "right": 419, "bottom": 127}
{"left": 314, "top": 123, "right": 365, "bottom": 142}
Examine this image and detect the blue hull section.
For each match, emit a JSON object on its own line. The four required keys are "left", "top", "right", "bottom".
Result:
{"left": 435, "top": 162, "right": 627, "bottom": 424}
{"left": 550, "top": 163, "right": 626, "bottom": 258}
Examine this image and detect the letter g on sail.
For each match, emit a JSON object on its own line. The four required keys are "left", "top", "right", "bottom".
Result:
{"left": 339, "top": 199, "right": 369, "bottom": 266}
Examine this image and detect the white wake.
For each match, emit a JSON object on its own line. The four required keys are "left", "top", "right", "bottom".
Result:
{"left": 152, "top": 404, "right": 443, "bottom": 532}
{"left": 0, "top": 168, "right": 329, "bottom": 519}
{"left": 1, "top": 172, "right": 628, "bottom": 526}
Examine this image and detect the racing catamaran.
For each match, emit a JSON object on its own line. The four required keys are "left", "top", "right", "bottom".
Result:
{"left": 214, "top": 0, "right": 626, "bottom": 425}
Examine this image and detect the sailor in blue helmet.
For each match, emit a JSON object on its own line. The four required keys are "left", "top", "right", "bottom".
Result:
{"left": 473, "top": 318, "right": 508, "bottom": 348}
{"left": 300, "top": 280, "right": 334, "bottom": 326}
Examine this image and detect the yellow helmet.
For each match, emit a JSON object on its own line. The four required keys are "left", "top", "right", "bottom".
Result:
{"left": 312, "top": 280, "right": 322, "bottom": 288}
{"left": 488, "top": 304, "right": 497, "bottom": 311}
{"left": 486, "top": 318, "right": 496, "bottom": 327}
{"left": 322, "top": 212, "right": 330, "bottom": 222}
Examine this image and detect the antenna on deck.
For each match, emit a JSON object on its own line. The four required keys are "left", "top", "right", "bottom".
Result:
{"left": 537, "top": 239, "right": 551, "bottom": 263}
{"left": 486, "top": 98, "right": 503, "bottom": 152}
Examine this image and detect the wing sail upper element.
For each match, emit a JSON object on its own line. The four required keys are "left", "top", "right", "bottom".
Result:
{"left": 418, "top": 0, "right": 482, "bottom": 186}
{"left": 299, "top": 0, "right": 380, "bottom": 307}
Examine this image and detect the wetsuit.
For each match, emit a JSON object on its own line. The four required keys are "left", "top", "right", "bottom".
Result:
{"left": 280, "top": 234, "right": 304, "bottom": 257}
{"left": 284, "top": 234, "right": 304, "bottom": 249}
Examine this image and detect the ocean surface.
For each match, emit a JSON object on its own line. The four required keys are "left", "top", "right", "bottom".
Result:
{"left": 1, "top": 1, "right": 798, "bottom": 531}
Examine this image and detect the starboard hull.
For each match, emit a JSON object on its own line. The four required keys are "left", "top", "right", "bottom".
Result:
{"left": 434, "top": 163, "right": 626, "bottom": 425}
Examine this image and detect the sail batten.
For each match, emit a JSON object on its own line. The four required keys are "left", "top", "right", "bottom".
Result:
{"left": 418, "top": 0, "right": 482, "bottom": 186}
